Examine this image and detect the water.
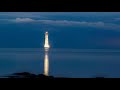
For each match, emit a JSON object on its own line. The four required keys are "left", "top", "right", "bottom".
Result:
{"left": 0, "top": 48, "right": 120, "bottom": 78}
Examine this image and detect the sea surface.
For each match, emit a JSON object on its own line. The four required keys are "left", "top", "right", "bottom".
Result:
{"left": 0, "top": 48, "right": 120, "bottom": 78}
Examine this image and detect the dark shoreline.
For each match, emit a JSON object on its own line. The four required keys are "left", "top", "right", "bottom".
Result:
{"left": 1, "top": 72, "right": 67, "bottom": 79}
{"left": 0, "top": 72, "right": 105, "bottom": 79}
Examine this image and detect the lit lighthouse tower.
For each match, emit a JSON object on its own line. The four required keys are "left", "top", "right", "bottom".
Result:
{"left": 44, "top": 32, "right": 50, "bottom": 51}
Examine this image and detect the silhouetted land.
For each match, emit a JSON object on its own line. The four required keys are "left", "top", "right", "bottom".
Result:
{"left": 2, "top": 72, "right": 67, "bottom": 79}
{"left": 2, "top": 72, "right": 105, "bottom": 78}
{"left": 4, "top": 72, "right": 54, "bottom": 79}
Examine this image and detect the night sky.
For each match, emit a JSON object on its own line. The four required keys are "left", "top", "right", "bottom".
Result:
{"left": 0, "top": 12, "right": 120, "bottom": 49}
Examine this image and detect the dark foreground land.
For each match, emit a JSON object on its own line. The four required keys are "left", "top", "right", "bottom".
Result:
{"left": 3, "top": 72, "right": 60, "bottom": 79}
{"left": 2, "top": 72, "right": 105, "bottom": 79}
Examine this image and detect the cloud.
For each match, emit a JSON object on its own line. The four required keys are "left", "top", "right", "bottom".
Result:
{"left": 36, "top": 20, "right": 105, "bottom": 27}
{"left": 12, "top": 18, "right": 35, "bottom": 22}
{"left": 1, "top": 18, "right": 120, "bottom": 31}
{"left": 13, "top": 18, "right": 105, "bottom": 28}
{"left": 11, "top": 18, "right": 107, "bottom": 29}
{"left": 36, "top": 19, "right": 120, "bottom": 30}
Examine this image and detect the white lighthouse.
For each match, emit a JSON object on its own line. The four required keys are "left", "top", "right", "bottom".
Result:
{"left": 44, "top": 32, "right": 50, "bottom": 50}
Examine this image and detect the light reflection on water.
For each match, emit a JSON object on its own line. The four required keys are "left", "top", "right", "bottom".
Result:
{"left": 0, "top": 48, "right": 120, "bottom": 78}
{"left": 44, "top": 51, "right": 49, "bottom": 76}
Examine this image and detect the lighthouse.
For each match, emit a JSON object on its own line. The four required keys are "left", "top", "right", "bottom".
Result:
{"left": 44, "top": 32, "right": 50, "bottom": 51}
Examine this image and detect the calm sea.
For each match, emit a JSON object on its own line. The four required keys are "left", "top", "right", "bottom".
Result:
{"left": 0, "top": 48, "right": 120, "bottom": 78}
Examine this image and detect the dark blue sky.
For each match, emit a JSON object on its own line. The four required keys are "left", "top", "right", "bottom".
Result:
{"left": 0, "top": 12, "right": 120, "bottom": 49}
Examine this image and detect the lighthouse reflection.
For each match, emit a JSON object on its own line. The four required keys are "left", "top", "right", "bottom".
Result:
{"left": 44, "top": 48, "right": 49, "bottom": 76}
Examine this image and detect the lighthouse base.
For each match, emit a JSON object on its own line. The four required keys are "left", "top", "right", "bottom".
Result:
{"left": 44, "top": 47, "right": 49, "bottom": 52}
